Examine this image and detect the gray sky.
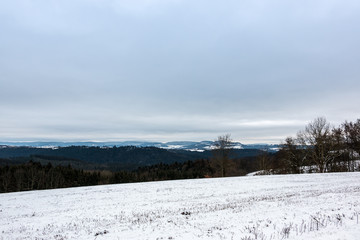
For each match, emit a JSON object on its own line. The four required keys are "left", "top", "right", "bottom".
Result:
{"left": 0, "top": 0, "right": 359, "bottom": 143}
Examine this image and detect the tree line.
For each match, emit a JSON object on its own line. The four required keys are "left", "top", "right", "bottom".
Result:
{"left": 0, "top": 161, "right": 100, "bottom": 193}
{"left": 201, "top": 118, "right": 360, "bottom": 177}
{"left": 0, "top": 156, "right": 259, "bottom": 193}
{"left": 262, "top": 117, "right": 360, "bottom": 174}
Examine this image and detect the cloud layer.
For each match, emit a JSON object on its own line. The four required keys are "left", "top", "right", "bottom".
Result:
{"left": 1, "top": 0, "right": 359, "bottom": 143}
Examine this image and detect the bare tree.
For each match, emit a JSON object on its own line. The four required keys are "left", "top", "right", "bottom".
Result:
{"left": 257, "top": 152, "right": 272, "bottom": 174}
{"left": 280, "top": 137, "right": 307, "bottom": 174}
{"left": 211, "top": 134, "right": 233, "bottom": 177}
{"left": 297, "top": 117, "right": 338, "bottom": 173}
{"left": 328, "top": 126, "right": 349, "bottom": 172}
{"left": 343, "top": 119, "right": 360, "bottom": 155}
{"left": 343, "top": 119, "right": 360, "bottom": 171}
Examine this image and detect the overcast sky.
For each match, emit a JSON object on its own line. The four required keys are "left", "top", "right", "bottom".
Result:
{"left": 0, "top": 0, "right": 359, "bottom": 143}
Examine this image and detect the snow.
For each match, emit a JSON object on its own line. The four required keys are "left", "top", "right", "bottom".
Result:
{"left": 1, "top": 173, "right": 360, "bottom": 239}
{"left": 246, "top": 171, "right": 262, "bottom": 176}
{"left": 163, "top": 145, "right": 184, "bottom": 149}
{"left": 231, "top": 145, "right": 243, "bottom": 149}
{"left": 188, "top": 149, "right": 205, "bottom": 152}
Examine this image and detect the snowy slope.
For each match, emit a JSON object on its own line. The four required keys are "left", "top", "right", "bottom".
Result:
{"left": 1, "top": 173, "right": 360, "bottom": 239}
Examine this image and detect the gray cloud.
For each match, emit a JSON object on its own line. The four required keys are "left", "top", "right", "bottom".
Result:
{"left": 1, "top": 0, "right": 359, "bottom": 143}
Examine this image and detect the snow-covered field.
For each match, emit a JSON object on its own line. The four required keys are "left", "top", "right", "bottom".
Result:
{"left": 1, "top": 173, "right": 360, "bottom": 240}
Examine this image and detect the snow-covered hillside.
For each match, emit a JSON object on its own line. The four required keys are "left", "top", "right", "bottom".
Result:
{"left": 1, "top": 173, "right": 360, "bottom": 239}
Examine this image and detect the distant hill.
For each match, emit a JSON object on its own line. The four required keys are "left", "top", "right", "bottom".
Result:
{"left": 0, "top": 141, "right": 280, "bottom": 152}
{"left": 0, "top": 145, "right": 264, "bottom": 171}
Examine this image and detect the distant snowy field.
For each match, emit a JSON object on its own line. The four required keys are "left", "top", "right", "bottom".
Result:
{"left": 1, "top": 173, "right": 360, "bottom": 240}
